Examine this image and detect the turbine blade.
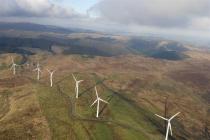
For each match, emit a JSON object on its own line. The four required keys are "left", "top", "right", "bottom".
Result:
{"left": 47, "top": 69, "right": 50, "bottom": 73}
{"left": 10, "top": 65, "right": 14, "bottom": 70}
{"left": 72, "top": 74, "right": 77, "bottom": 81}
{"left": 166, "top": 124, "right": 170, "bottom": 140}
{"left": 155, "top": 114, "right": 168, "bottom": 121}
{"left": 95, "top": 86, "right": 99, "bottom": 98}
{"left": 33, "top": 68, "right": 38, "bottom": 71}
{"left": 169, "top": 112, "right": 180, "bottom": 121}
{"left": 90, "top": 99, "right": 97, "bottom": 107}
{"left": 99, "top": 98, "right": 109, "bottom": 104}
{"left": 169, "top": 123, "right": 173, "bottom": 136}
{"left": 78, "top": 80, "right": 84, "bottom": 83}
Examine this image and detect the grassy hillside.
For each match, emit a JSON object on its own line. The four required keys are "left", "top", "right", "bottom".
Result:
{"left": 0, "top": 50, "right": 209, "bottom": 139}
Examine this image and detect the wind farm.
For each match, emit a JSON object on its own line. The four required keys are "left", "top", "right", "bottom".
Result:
{"left": 0, "top": 23, "right": 208, "bottom": 140}
{"left": 0, "top": 0, "right": 210, "bottom": 139}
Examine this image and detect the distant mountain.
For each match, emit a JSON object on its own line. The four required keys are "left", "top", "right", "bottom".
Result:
{"left": 0, "top": 22, "right": 80, "bottom": 34}
{"left": 0, "top": 22, "right": 189, "bottom": 60}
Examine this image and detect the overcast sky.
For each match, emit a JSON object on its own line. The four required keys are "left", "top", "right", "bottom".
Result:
{"left": 0, "top": 0, "right": 210, "bottom": 43}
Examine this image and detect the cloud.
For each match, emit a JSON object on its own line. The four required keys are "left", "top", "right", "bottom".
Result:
{"left": 91, "top": 0, "right": 210, "bottom": 28}
{"left": 190, "top": 17, "right": 210, "bottom": 30}
{"left": 0, "top": 0, "right": 80, "bottom": 18}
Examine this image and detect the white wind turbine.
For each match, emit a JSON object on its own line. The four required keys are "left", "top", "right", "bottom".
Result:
{"left": 91, "top": 86, "right": 108, "bottom": 118}
{"left": 10, "top": 57, "right": 19, "bottom": 75}
{"left": 33, "top": 62, "right": 41, "bottom": 80}
{"left": 72, "top": 74, "right": 84, "bottom": 98}
{"left": 26, "top": 62, "right": 30, "bottom": 68}
{"left": 155, "top": 112, "right": 181, "bottom": 140}
{"left": 47, "top": 69, "right": 56, "bottom": 87}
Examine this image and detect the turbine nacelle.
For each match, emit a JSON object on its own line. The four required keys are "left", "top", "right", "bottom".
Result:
{"left": 72, "top": 74, "right": 83, "bottom": 83}
{"left": 47, "top": 69, "right": 56, "bottom": 75}
{"left": 91, "top": 98, "right": 109, "bottom": 107}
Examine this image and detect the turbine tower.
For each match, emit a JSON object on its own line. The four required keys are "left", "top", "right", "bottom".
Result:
{"left": 155, "top": 112, "right": 181, "bottom": 140}
{"left": 72, "top": 74, "right": 84, "bottom": 98}
{"left": 47, "top": 69, "right": 56, "bottom": 87}
{"left": 33, "top": 62, "right": 41, "bottom": 80}
{"left": 10, "top": 57, "right": 18, "bottom": 75}
{"left": 91, "top": 86, "right": 108, "bottom": 118}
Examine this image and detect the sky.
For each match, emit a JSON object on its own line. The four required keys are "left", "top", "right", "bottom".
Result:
{"left": 0, "top": 0, "right": 210, "bottom": 44}
{"left": 51, "top": 0, "right": 98, "bottom": 14}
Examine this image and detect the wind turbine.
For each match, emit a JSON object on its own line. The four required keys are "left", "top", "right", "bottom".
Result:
{"left": 10, "top": 57, "right": 18, "bottom": 75}
{"left": 47, "top": 69, "right": 56, "bottom": 87}
{"left": 72, "top": 74, "right": 84, "bottom": 98}
{"left": 33, "top": 62, "right": 41, "bottom": 80}
{"left": 155, "top": 112, "right": 181, "bottom": 140}
{"left": 91, "top": 86, "right": 108, "bottom": 118}
{"left": 26, "top": 62, "right": 30, "bottom": 69}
